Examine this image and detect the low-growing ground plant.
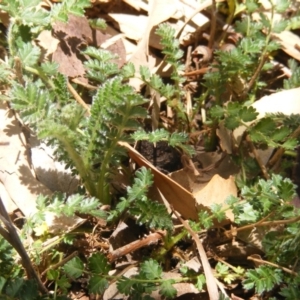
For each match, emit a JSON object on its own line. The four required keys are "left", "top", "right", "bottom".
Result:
{"left": 0, "top": 0, "right": 300, "bottom": 299}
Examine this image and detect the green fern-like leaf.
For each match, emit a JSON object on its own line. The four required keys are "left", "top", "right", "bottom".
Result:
{"left": 88, "top": 253, "right": 110, "bottom": 275}
{"left": 52, "top": 73, "right": 70, "bottom": 105}
{"left": 35, "top": 193, "right": 106, "bottom": 219}
{"left": 159, "top": 280, "right": 177, "bottom": 299}
{"left": 132, "top": 197, "right": 173, "bottom": 230}
{"left": 89, "top": 18, "right": 107, "bottom": 30}
{"left": 243, "top": 266, "right": 282, "bottom": 294}
{"left": 88, "top": 275, "right": 109, "bottom": 295}
{"left": 132, "top": 129, "right": 193, "bottom": 156}
{"left": 155, "top": 23, "right": 185, "bottom": 107}
{"left": 63, "top": 257, "right": 84, "bottom": 279}
{"left": 51, "top": 0, "right": 91, "bottom": 22}
{"left": 110, "top": 167, "right": 172, "bottom": 230}
{"left": 40, "top": 61, "right": 59, "bottom": 76}
{"left": 17, "top": 43, "right": 41, "bottom": 67}
{"left": 284, "top": 59, "right": 300, "bottom": 89}
{"left": 10, "top": 83, "right": 51, "bottom": 125}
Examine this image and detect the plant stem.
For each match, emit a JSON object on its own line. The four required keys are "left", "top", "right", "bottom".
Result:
{"left": 54, "top": 134, "right": 97, "bottom": 196}
{"left": 41, "top": 251, "right": 78, "bottom": 276}
{"left": 25, "top": 66, "right": 56, "bottom": 90}
{"left": 247, "top": 256, "right": 297, "bottom": 276}
{"left": 7, "top": 22, "right": 17, "bottom": 57}
{"left": 96, "top": 101, "right": 135, "bottom": 202}
{"left": 97, "top": 131, "right": 121, "bottom": 203}
{"left": 243, "top": 3, "right": 275, "bottom": 96}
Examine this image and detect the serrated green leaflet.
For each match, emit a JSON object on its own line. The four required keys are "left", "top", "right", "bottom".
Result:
{"left": 63, "top": 257, "right": 84, "bottom": 279}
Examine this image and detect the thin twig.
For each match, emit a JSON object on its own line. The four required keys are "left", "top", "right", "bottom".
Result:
{"left": 183, "top": 67, "right": 210, "bottom": 76}
{"left": 14, "top": 57, "right": 25, "bottom": 86}
{"left": 41, "top": 251, "right": 79, "bottom": 277}
{"left": 208, "top": 0, "right": 217, "bottom": 50}
{"left": 0, "top": 197, "right": 48, "bottom": 294}
{"left": 247, "top": 256, "right": 297, "bottom": 276}
{"left": 154, "top": 0, "right": 213, "bottom": 74}
{"left": 242, "top": 4, "right": 275, "bottom": 96}
{"left": 108, "top": 231, "right": 166, "bottom": 262}
{"left": 71, "top": 78, "right": 97, "bottom": 90}
{"left": 67, "top": 81, "right": 91, "bottom": 115}
{"left": 225, "top": 214, "right": 300, "bottom": 237}
{"left": 246, "top": 134, "right": 269, "bottom": 180}
{"left": 268, "top": 124, "right": 300, "bottom": 168}
{"left": 171, "top": 207, "right": 219, "bottom": 300}
{"left": 175, "top": 0, "right": 212, "bottom": 39}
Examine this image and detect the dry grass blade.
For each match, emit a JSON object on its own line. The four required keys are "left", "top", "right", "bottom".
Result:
{"left": 172, "top": 207, "right": 219, "bottom": 300}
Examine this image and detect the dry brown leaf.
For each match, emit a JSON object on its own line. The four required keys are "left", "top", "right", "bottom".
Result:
{"left": 52, "top": 14, "right": 126, "bottom": 81}
{"left": 0, "top": 10, "right": 9, "bottom": 27}
{"left": 119, "top": 141, "right": 236, "bottom": 222}
{"left": 217, "top": 121, "right": 233, "bottom": 154}
{"left": 105, "top": 25, "right": 136, "bottom": 61}
{"left": 119, "top": 141, "right": 199, "bottom": 220}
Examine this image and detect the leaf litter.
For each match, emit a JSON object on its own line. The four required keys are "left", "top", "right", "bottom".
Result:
{"left": 0, "top": 0, "right": 300, "bottom": 299}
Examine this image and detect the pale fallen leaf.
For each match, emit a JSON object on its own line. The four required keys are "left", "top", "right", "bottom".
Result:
{"left": 0, "top": 104, "right": 85, "bottom": 233}
{"left": 234, "top": 87, "right": 300, "bottom": 144}
{"left": 109, "top": 14, "right": 148, "bottom": 41}
{"left": 252, "top": 87, "right": 300, "bottom": 117}
{"left": 122, "top": 0, "right": 148, "bottom": 11}
{"left": 29, "top": 136, "right": 79, "bottom": 194}
{"left": 104, "top": 267, "right": 138, "bottom": 300}
{"left": 0, "top": 103, "right": 51, "bottom": 216}
{"left": 194, "top": 174, "right": 236, "bottom": 221}
{"left": 152, "top": 272, "right": 200, "bottom": 298}
{"left": 148, "top": 0, "right": 178, "bottom": 25}
{"left": 170, "top": 151, "right": 239, "bottom": 191}
{"left": 252, "top": 9, "right": 300, "bottom": 61}
{"left": 183, "top": 256, "right": 202, "bottom": 273}
{"left": 126, "top": 0, "right": 179, "bottom": 89}
{"left": 152, "top": 0, "right": 211, "bottom": 75}
{"left": 36, "top": 30, "right": 59, "bottom": 59}
{"left": 45, "top": 212, "right": 86, "bottom": 235}
{"left": 105, "top": 25, "right": 136, "bottom": 61}
{"left": 173, "top": 1, "right": 209, "bottom": 45}
{"left": 0, "top": 181, "right": 16, "bottom": 213}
